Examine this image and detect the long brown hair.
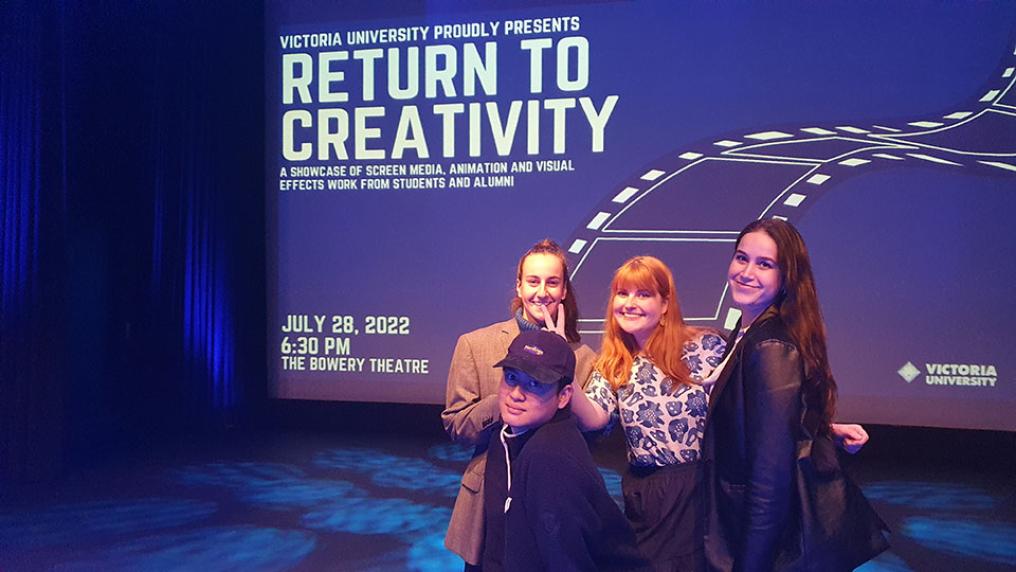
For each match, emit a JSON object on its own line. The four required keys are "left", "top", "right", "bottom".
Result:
{"left": 595, "top": 256, "right": 694, "bottom": 390}
{"left": 736, "top": 219, "right": 838, "bottom": 431}
{"left": 510, "top": 239, "right": 581, "bottom": 343}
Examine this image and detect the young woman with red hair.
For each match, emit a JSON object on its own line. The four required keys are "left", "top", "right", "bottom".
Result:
{"left": 571, "top": 255, "right": 724, "bottom": 571}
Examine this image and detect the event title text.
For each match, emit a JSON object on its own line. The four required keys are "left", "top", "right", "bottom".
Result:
{"left": 280, "top": 21, "right": 618, "bottom": 162}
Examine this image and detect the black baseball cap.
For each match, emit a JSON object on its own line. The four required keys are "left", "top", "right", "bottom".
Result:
{"left": 494, "top": 330, "right": 576, "bottom": 385}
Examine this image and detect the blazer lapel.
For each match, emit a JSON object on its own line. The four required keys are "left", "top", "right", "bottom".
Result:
{"left": 499, "top": 319, "right": 519, "bottom": 353}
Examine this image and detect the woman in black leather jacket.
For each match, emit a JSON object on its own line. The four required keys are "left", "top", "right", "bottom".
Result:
{"left": 703, "top": 219, "right": 840, "bottom": 572}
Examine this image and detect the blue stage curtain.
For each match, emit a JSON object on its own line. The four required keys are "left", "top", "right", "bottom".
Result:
{"left": 136, "top": 1, "right": 263, "bottom": 430}
{"left": 1, "top": 1, "right": 261, "bottom": 481}
{"left": 145, "top": 3, "right": 240, "bottom": 427}
{"left": 0, "top": 1, "right": 68, "bottom": 482}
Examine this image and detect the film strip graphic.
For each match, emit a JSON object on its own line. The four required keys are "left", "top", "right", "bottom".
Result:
{"left": 568, "top": 44, "right": 1016, "bottom": 337}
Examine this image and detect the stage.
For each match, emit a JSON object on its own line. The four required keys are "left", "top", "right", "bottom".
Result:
{"left": 1, "top": 407, "right": 1012, "bottom": 571}
{"left": 3, "top": 2, "right": 1015, "bottom": 571}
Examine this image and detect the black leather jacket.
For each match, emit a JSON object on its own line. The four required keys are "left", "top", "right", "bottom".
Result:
{"left": 704, "top": 306, "right": 803, "bottom": 572}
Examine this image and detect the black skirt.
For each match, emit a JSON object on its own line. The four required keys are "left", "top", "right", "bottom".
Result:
{"left": 622, "top": 460, "right": 705, "bottom": 572}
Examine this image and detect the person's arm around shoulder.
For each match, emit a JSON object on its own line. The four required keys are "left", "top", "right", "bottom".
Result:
{"left": 739, "top": 337, "right": 802, "bottom": 572}
{"left": 441, "top": 333, "right": 501, "bottom": 445}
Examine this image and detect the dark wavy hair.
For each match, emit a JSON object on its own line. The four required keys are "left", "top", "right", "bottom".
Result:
{"left": 736, "top": 219, "right": 837, "bottom": 432}
{"left": 510, "top": 239, "right": 581, "bottom": 343}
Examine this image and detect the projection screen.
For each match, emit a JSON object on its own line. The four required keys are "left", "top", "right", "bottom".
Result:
{"left": 266, "top": 1, "right": 1016, "bottom": 431}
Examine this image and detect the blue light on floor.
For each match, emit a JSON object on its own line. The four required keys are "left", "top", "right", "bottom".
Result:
{"left": 428, "top": 443, "right": 473, "bottom": 463}
{"left": 861, "top": 481, "right": 997, "bottom": 510}
{"left": 855, "top": 550, "right": 913, "bottom": 572}
{"left": 314, "top": 447, "right": 404, "bottom": 471}
{"left": 176, "top": 462, "right": 368, "bottom": 510}
{"left": 240, "top": 478, "right": 366, "bottom": 509}
{"left": 53, "top": 526, "right": 316, "bottom": 572}
{"left": 174, "top": 462, "right": 305, "bottom": 488}
{"left": 315, "top": 447, "right": 461, "bottom": 497}
{"left": 407, "top": 530, "right": 464, "bottom": 572}
{"left": 168, "top": 456, "right": 464, "bottom": 569}
{"left": 371, "top": 462, "right": 461, "bottom": 498}
{"left": 0, "top": 498, "right": 217, "bottom": 550}
{"left": 303, "top": 496, "right": 452, "bottom": 536}
{"left": 902, "top": 517, "right": 1016, "bottom": 566}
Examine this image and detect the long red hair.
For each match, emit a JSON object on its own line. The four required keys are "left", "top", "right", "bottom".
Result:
{"left": 595, "top": 256, "right": 694, "bottom": 390}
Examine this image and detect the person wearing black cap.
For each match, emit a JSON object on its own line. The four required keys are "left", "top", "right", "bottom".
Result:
{"left": 481, "top": 330, "right": 649, "bottom": 572}
{"left": 442, "top": 239, "right": 597, "bottom": 570}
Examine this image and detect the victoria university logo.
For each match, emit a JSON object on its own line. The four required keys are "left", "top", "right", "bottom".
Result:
{"left": 897, "top": 361, "right": 998, "bottom": 388}
{"left": 897, "top": 362, "right": 921, "bottom": 383}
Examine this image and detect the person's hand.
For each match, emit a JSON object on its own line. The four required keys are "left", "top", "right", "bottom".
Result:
{"left": 542, "top": 303, "right": 567, "bottom": 340}
{"left": 831, "top": 423, "right": 868, "bottom": 454}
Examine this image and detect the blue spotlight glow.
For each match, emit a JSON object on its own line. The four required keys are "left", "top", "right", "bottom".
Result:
{"left": 240, "top": 478, "right": 365, "bottom": 509}
{"left": 861, "top": 481, "right": 997, "bottom": 510}
{"left": 407, "top": 530, "right": 464, "bottom": 572}
{"left": 314, "top": 447, "right": 406, "bottom": 471}
{"left": 427, "top": 443, "right": 473, "bottom": 463}
{"left": 175, "top": 463, "right": 369, "bottom": 510}
{"left": 370, "top": 463, "right": 461, "bottom": 498}
{"left": 902, "top": 517, "right": 1016, "bottom": 566}
{"left": 855, "top": 550, "right": 913, "bottom": 572}
{"left": 303, "top": 497, "right": 451, "bottom": 536}
{"left": 174, "top": 462, "right": 305, "bottom": 487}
{"left": 53, "top": 526, "right": 316, "bottom": 572}
{"left": 315, "top": 447, "right": 461, "bottom": 497}
{"left": 0, "top": 499, "right": 216, "bottom": 550}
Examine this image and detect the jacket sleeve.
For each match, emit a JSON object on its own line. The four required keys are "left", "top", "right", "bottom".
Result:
{"left": 441, "top": 333, "right": 501, "bottom": 445}
{"left": 573, "top": 344, "right": 597, "bottom": 390}
{"left": 738, "top": 339, "right": 802, "bottom": 572}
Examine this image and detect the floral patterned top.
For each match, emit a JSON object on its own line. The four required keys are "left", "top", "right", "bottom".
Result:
{"left": 585, "top": 330, "right": 727, "bottom": 467}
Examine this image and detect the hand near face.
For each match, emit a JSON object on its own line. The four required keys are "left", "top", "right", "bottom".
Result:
{"left": 542, "top": 303, "right": 567, "bottom": 340}
{"left": 516, "top": 252, "right": 567, "bottom": 327}
{"left": 830, "top": 423, "right": 868, "bottom": 454}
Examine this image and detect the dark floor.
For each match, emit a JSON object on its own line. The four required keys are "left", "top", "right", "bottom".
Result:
{"left": 0, "top": 428, "right": 1013, "bottom": 571}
